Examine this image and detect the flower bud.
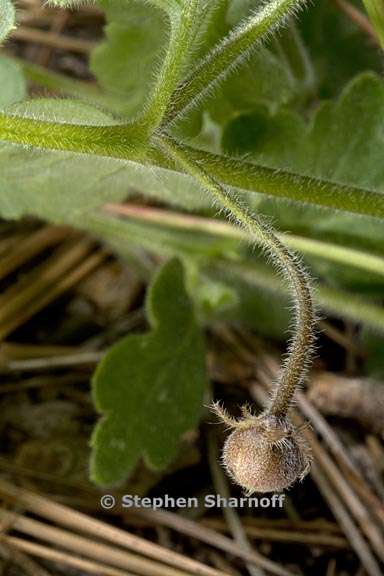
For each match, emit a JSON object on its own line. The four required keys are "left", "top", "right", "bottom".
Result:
{"left": 222, "top": 414, "right": 311, "bottom": 493}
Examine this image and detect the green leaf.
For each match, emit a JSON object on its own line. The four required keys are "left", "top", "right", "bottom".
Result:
{"left": 90, "top": 0, "right": 168, "bottom": 117}
{"left": 207, "top": 48, "right": 298, "bottom": 125}
{"left": 0, "top": 0, "right": 15, "bottom": 43}
{"left": 222, "top": 72, "right": 384, "bottom": 193}
{"left": 90, "top": 258, "right": 207, "bottom": 486}
{"left": 222, "top": 103, "right": 304, "bottom": 163}
{"left": 0, "top": 56, "right": 26, "bottom": 108}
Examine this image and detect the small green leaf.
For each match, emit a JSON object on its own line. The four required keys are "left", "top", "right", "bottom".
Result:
{"left": 90, "top": 258, "right": 207, "bottom": 486}
{"left": 0, "top": 56, "right": 26, "bottom": 107}
{"left": 0, "top": 0, "right": 15, "bottom": 43}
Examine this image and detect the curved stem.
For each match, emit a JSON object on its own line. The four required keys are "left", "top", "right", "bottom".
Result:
{"left": 163, "top": 0, "right": 305, "bottom": 125}
{"left": 141, "top": 0, "right": 200, "bottom": 132}
{"left": 155, "top": 133, "right": 316, "bottom": 417}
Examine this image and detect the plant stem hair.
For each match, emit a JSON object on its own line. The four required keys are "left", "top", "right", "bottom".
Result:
{"left": 155, "top": 132, "right": 316, "bottom": 419}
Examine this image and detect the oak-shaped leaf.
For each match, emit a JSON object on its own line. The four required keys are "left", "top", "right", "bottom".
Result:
{"left": 90, "top": 258, "right": 207, "bottom": 486}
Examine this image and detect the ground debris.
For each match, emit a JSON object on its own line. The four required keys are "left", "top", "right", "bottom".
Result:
{"left": 308, "top": 373, "right": 384, "bottom": 435}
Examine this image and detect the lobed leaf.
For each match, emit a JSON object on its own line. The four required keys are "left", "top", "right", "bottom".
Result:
{"left": 222, "top": 72, "right": 384, "bottom": 194}
{"left": 90, "top": 258, "right": 207, "bottom": 486}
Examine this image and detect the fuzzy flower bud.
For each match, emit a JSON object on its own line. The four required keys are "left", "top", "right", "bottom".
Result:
{"left": 213, "top": 404, "right": 311, "bottom": 493}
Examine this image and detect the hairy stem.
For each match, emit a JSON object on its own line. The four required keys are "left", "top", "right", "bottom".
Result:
{"left": 1, "top": 110, "right": 383, "bottom": 220}
{"left": 155, "top": 133, "right": 315, "bottom": 417}
{"left": 163, "top": 0, "right": 306, "bottom": 125}
{"left": 141, "top": 0, "right": 200, "bottom": 131}
{"left": 146, "top": 145, "right": 384, "bottom": 220}
{"left": 0, "top": 113, "right": 146, "bottom": 159}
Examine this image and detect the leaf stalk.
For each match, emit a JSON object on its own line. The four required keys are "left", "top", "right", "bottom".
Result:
{"left": 0, "top": 113, "right": 147, "bottom": 159}
{"left": 163, "top": 0, "right": 306, "bottom": 125}
{"left": 140, "top": 0, "right": 200, "bottom": 132}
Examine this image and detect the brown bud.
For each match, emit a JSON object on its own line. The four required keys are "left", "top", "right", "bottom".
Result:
{"left": 214, "top": 407, "right": 311, "bottom": 493}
